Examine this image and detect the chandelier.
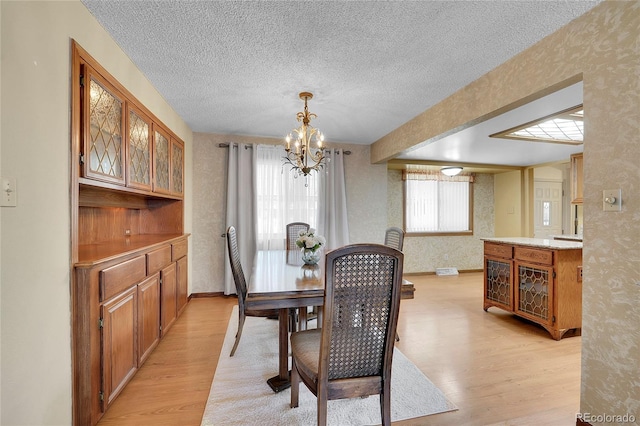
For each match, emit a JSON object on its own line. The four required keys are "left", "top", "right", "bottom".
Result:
{"left": 283, "top": 92, "right": 326, "bottom": 176}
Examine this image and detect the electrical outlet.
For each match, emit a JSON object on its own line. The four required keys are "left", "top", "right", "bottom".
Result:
{"left": 1, "top": 177, "right": 17, "bottom": 207}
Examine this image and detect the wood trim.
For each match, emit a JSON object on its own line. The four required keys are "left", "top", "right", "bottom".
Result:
{"left": 403, "top": 268, "right": 483, "bottom": 276}
{"left": 190, "top": 292, "right": 227, "bottom": 298}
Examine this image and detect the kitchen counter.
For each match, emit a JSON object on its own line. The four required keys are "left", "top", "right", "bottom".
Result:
{"left": 481, "top": 237, "right": 582, "bottom": 250}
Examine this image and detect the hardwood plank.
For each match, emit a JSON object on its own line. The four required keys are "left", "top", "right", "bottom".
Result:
{"left": 98, "top": 272, "right": 581, "bottom": 425}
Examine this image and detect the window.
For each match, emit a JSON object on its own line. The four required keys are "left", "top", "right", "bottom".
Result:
{"left": 403, "top": 171, "right": 473, "bottom": 235}
{"left": 255, "top": 145, "right": 319, "bottom": 249}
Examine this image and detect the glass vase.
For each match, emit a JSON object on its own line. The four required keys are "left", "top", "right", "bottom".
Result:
{"left": 301, "top": 248, "right": 321, "bottom": 265}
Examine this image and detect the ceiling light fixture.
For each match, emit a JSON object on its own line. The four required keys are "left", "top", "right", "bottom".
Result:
{"left": 490, "top": 105, "right": 583, "bottom": 144}
{"left": 441, "top": 166, "right": 463, "bottom": 176}
{"left": 283, "top": 92, "right": 326, "bottom": 177}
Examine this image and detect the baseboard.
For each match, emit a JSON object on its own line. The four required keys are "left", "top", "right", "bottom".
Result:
{"left": 404, "top": 269, "right": 483, "bottom": 276}
{"left": 190, "top": 291, "right": 227, "bottom": 298}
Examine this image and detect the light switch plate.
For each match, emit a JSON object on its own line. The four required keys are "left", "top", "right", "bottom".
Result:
{"left": 602, "top": 189, "right": 622, "bottom": 211}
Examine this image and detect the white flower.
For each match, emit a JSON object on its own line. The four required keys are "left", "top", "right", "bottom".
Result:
{"left": 295, "top": 229, "right": 325, "bottom": 251}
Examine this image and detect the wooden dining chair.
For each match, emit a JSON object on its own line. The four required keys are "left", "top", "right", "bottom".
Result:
{"left": 286, "top": 222, "right": 310, "bottom": 250}
{"left": 384, "top": 226, "right": 405, "bottom": 251}
{"left": 384, "top": 226, "right": 405, "bottom": 341}
{"left": 226, "top": 226, "right": 281, "bottom": 356}
{"left": 289, "top": 244, "right": 404, "bottom": 426}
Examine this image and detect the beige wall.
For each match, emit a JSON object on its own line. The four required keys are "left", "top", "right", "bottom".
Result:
{"left": 192, "top": 133, "right": 387, "bottom": 293}
{"left": 0, "top": 1, "right": 191, "bottom": 424}
{"left": 494, "top": 170, "right": 524, "bottom": 238}
{"left": 387, "top": 170, "right": 494, "bottom": 273}
{"left": 374, "top": 1, "right": 640, "bottom": 419}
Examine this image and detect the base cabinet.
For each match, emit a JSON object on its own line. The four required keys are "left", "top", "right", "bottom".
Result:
{"left": 176, "top": 256, "right": 188, "bottom": 315}
{"left": 138, "top": 273, "right": 161, "bottom": 365}
{"left": 74, "top": 235, "right": 189, "bottom": 426}
{"left": 160, "top": 262, "right": 177, "bottom": 336}
{"left": 483, "top": 241, "right": 582, "bottom": 340}
{"left": 101, "top": 286, "right": 138, "bottom": 409}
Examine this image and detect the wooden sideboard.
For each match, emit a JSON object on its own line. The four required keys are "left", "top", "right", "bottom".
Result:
{"left": 482, "top": 238, "right": 582, "bottom": 340}
{"left": 70, "top": 41, "right": 189, "bottom": 426}
{"left": 73, "top": 234, "right": 189, "bottom": 426}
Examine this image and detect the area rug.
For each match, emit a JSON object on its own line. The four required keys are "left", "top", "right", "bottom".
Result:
{"left": 201, "top": 306, "right": 457, "bottom": 426}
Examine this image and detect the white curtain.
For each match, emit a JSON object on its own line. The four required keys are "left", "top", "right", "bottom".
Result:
{"left": 224, "top": 143, "right": 256, "bottom": 295}
{"left": 255, "top": 144, "right": 319, "bottom": 250}
{"left": 318, "top": 148, "right": 349, "bottom": 249}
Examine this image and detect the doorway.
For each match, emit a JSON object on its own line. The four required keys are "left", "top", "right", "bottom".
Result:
{"left": 533, "top": 179, "right": 563, "bottom": 239}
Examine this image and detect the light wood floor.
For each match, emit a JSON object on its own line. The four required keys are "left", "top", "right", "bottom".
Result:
{"left": 97, "top": 272, "right": 581, "bottom": 425}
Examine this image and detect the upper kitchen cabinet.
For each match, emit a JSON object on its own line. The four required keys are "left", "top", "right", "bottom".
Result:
{"left": 171, "top": 138, "right": 184, "bottom": 196}
{"left": 152, "top": 123, "right": 184, "bottom": 198}
{"left": 77, "top": 49, "right": 184, "bottom": 200}
{"left": 82, "top": 69, "right": 126, "bottom": 186}
{"left": 570, "top": 153, "right": 583, "bottom": 204}
{"left": 126, "top": 105, "right": 153, "bottom": 192}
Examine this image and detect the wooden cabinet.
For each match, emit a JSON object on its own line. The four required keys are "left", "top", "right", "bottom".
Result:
{"left": 73, "top": 236, "right": 189, "bottom": 425}
{"left": 81, "top": 69, "right": 126, "bottom": 186}
{"left": 176, "top": 256, "right": 189, "bottom": 315}
{"left": 152, "top": 124, "right": 184, "bottom": 198}
{"left": 77, "top": 44, "right": 184, "bottom": 200}
{"left": 483, "top": 243, "right": 514, "bottom": 312}
{"left": 72, "top": 41, "right": 189, "bottom": 426}
{"left": 160, "top": 262, "right": 178, "bottom": 335}
{"left": 137, "top": 273, "right": 161, "bottom": 365}
{"left": 101, "top": 286, "right": 138, "bottom": 409}
{"left": 126, "top": 105, "right": 153, "bottom": 192}
{"left": 570, "top": 153, "right": 583, "bottom": 204}
{"left": 483, "top": 241, "right": 582, "bottom": 340}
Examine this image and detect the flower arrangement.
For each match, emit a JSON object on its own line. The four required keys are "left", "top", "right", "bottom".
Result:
{"left": 295, "top": 228, "right": 326, "bottom": 252}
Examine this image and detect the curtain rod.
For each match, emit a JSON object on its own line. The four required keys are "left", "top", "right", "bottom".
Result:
{"left": 218, "top": 143, "right": 351, "bottom": 155}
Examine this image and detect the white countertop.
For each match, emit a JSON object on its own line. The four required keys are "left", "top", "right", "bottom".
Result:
{"left": 482, "top": 237, "right": 582, "bottom": 250}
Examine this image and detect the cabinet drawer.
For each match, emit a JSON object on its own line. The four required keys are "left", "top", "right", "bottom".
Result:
{"left": 100, "top": 256, "right": 146, "bottom": 301}
{"left": 514, "top": 247, "right": 553, "bottom": 265}
{"left": 484, "top": 242, "right": 513, "bottom": 259}
{"left": 147, "top": 245, "right": 172, "bottom": 275}
{"left": 172, "top": 239, "right": 188, "bottom": 261}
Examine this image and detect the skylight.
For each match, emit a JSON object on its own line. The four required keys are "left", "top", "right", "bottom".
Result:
{"left": 491, "top": 105, "right": 583, "bottom": 144}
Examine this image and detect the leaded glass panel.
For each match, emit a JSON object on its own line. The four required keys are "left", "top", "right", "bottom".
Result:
{"left": 129, "top": 110, "right": 150, "bottom": 186}
{"left": 517, "top": 265, "right": 549, "bottom": 320}
{"left": 155, "top": 131, "right": 170, "bottom": 191}
{"left": 89, "top": 78, "right": 123, "bottom": 179}
{"left": 172, "top": 142, "right": 183, "bottom": 194}
{"left": 486, "top": 258, "right": 511, "bottom": 308}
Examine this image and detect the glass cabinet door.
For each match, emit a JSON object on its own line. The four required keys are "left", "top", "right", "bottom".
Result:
{"left": 171, "top": 139, "right": 184, "bottom": 196}
{"left": 514, "top": 261, "right": 554, "bottom": 326}
{"left": 83, "top": 70, "right": 125, "bottom": 185}
{"left": 153, "top": 125, "right": 171, "bottom": 194}
{"left": 484, "top": 257, "right": 513, "bottom": 310}
{"left": 127, "top": 106, "right": 152, "bottom": 191}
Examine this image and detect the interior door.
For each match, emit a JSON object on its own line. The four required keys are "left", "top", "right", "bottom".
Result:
{"left": 534, "top": 180, "right": 563, "bottom": 239}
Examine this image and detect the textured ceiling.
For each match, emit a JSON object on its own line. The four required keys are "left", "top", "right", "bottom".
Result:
{"left": 82, "top": 0, "right": 599, "bottom": 165}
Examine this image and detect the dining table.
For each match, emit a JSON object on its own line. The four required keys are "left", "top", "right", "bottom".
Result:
{"left": 246, "top": 248, "right": 415, "bottom": 393}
